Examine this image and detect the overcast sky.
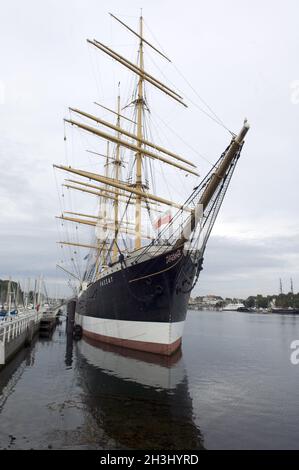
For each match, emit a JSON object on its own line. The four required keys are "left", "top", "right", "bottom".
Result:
{"left": 0, "top": 0, "right": 299, "bottom": 298}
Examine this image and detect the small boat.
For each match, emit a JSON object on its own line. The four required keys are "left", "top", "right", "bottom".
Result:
{"left": 271, "top": 307, "right": 299, "bottom": 314}
{"left": 222, "top": 303, "right": 246, "bottom": 312}
{"left": 0, "top": 308, "right": 18, "bottom": 317}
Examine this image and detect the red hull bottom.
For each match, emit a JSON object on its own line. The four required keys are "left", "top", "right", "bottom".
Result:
{"left": 82, "top": 329, "right": 182, "bottom": 356}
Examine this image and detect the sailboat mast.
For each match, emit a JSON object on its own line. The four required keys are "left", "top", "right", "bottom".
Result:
{"left": 135, "top": 14, "right": 144, "bottom": 250}
{"left": 15, "top": 282, "right": 19, "bottom": 308}
{"left": 7, "top": 277, "right": 11, "bottom": 313}
{"left": 113, "top": 92, "right": 121, "bottom": 260}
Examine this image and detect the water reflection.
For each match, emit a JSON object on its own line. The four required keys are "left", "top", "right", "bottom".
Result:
{"left": 74, "top": 337, "right": 204, "bottom": 450}
{"left": 65, "top": 326, "right": 74, "bottom": 369}
{"left": 0, "top": 342, "right": 36, "bottom": 416}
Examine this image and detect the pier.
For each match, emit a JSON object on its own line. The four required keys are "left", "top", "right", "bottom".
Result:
{"left": 0, "top": 311, "right": 41, "bottom": 366}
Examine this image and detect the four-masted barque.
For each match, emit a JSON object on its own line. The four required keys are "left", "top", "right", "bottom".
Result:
{"left": 54, "top": 13, "right": 250, "bottom": 355}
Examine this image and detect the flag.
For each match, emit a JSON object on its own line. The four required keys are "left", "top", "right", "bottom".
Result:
{"left": 154, "top": 210, "right": 172, "bottom": 230}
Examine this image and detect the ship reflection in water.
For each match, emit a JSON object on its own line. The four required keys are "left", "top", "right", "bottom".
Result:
{"left": 72, "top": 335, "right": 204, "bottom": 450}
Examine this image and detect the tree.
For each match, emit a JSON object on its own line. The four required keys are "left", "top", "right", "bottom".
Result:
{"left": 256, "top": 295, "right": 268, "bottom": 309}
{"left": 245, "top": 296, "right": 255, "bottom": 308}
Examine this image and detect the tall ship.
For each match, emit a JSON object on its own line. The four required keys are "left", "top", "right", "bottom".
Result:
{"left": 54, "top": 13, "right": 250, "bottom": 355}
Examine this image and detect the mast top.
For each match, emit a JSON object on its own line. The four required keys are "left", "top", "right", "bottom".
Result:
{"left": 109, "top": 12, "right": 171, "bottom": 62}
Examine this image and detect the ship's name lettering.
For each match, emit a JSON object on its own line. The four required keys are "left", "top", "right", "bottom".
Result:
{"left": 99, "top": 276, "right": 113, "bottom": 287}
{"left": 166, "top": 249, "right": 181, "bottom": 265}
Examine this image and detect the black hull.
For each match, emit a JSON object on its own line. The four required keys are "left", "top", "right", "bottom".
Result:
{"left": 76, "top": 247, "right": 202, "bottom": 354}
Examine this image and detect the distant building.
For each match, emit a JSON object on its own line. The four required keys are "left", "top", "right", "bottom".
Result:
{"left": 189, "top": 295, "right": 224, "bottom": 310}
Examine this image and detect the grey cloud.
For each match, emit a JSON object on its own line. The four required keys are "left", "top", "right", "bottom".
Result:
{"left": 195, "top": 234, "right": 299, "bottom": 297}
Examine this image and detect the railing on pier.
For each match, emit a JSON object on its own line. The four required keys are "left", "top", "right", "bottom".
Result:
{"left": 0, "top": 311, "right": 41, "bottom": 346}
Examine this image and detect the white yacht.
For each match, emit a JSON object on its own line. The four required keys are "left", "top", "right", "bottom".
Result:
{"left": 222, "top": 303, "right": 245, "bottom": 311}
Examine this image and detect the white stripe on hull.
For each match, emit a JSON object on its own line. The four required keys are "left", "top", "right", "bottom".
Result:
{"left": 75, "top": 313, "right": 185, "bottom": 345}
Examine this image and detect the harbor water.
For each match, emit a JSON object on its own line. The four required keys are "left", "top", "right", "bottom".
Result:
{"left": 0, "top": 310, "right": 299, "bottom": 450}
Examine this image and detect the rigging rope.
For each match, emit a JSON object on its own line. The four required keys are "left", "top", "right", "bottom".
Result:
{"left": 143, "top": 19, "right": 234, "bottom": 136}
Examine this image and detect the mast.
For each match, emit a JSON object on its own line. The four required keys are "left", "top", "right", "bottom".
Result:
{"left": 37, "top": 275, "right": 41, "bottom": 309}
{"left": 15, "top": 282, "right": 19, "bottom": 308}
{"left": 28, "top": 278, "right": 31, "bottom": 308}
{"left": 96, "top": 142, "right": 110, "bottom": 278}
{"left": 135, "top": 13, "right": 144, "bottom": 250}
{"left": 33, "top": 279, "right": 37, "bottom": 309}
{"left": 6, "top": 277, "right": 10, "bottom": 308}
{"left": 279, "top": 278, "right": 283, "bottom": 295}
{"left": 26, "top": 278, "right": 30, "bottom": 309}
{"left": 109, "top": 13, "right": 171, "bottom": 62}
{"left": 113, "top": 90, "right": 121, "bottom": 261}
{"left": 103, "top": 142, "right": 110, "bottom": 266}
{"left": 7, "top": 277, "right": 11, "bottom": 314}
